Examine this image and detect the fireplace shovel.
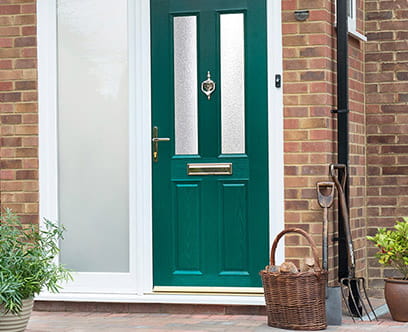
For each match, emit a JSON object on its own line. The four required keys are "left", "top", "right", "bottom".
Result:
{"left": 330, "top": 164, "right": 378, "bottom": 321}
{"left": 317, "top": 181, "right": 342, "bottom": 325}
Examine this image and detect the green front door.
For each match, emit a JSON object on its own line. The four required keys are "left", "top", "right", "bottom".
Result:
{"left": 151, "top": 0, "right": 268, "bottom": 288}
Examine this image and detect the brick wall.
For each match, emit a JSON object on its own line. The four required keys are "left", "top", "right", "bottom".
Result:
{"left": 365, "top": 0, "right": 408, "bottom": 296}
{"left": 282, "top": 0, "right": 336, "bottom": 275}
{"left": 0, "top": 1, "right": 38, "bottom": 224}
{"left": 282, "top": 0, "right": 367, "bottom": 284}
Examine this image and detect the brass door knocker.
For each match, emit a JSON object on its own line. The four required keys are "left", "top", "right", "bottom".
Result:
{"left": 200, "top": 71, "right": 216, "bottom": 100}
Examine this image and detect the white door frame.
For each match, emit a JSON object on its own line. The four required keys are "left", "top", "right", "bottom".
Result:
{"left": 37, "top": 0, "right": 283, "bottom": 304}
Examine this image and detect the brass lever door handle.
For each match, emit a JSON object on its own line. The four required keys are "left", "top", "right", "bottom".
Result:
{"left": 152, "top": 137, "right": 170, "bottom": 142}
{"left": 152, "top": 126, "right": 170, "bottom": 162}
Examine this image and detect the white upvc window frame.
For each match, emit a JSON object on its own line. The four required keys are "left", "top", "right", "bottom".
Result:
{"left": 347, "top": 0, "right": 357, "bottom": 33}
{"left": 348, "top": 0, "right": 367, "bottom": 41}
{"left": 335, "top": 0, "right": 367, "bottom": 42}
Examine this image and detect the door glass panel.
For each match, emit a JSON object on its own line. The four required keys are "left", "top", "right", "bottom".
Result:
{"left": 57, "top": 0, "right": 129, "bottom": 272}
{"left": 173, "top": 16, "right": 198, "bottom": 155}
{"left": 220, "top": 13, "right": 245, "bottom": 154}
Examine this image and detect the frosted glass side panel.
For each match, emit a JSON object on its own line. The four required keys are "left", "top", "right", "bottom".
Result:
{"left": 221, "top": 14, "right": 245, "bottom": 154}
{"left": 57, "top": 0, "right": 129, "bottom": 272}
{"left": 174, "top": 16, "right": 198, "bottom": 155}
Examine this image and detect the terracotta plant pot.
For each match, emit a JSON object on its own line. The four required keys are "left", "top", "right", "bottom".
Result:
{"left": 0, "top": 298, "right": 33, "bottom": 332}
{"left": 384, "top": 278, "right": 408, "bottom": 322}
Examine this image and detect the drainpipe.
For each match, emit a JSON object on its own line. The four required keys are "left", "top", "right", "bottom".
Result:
{"left": 333, "top": 0, "right": 349, "bottom": 282}
{"left": 333, "top": 0, "right": 363, "bottom": 316}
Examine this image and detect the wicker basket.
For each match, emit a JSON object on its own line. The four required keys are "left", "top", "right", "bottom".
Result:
{"left": 260, "top": 228, "right": 327, "bottom": 330}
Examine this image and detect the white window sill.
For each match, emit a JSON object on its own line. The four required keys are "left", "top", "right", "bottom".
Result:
{"left": 349, "top": 29, "right": 367, "bottom": 42}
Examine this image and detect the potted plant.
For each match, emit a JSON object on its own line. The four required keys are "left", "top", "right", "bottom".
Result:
{"left": 367, "top": 218, "right": 408, "bottom": 322}
{"left": 0, "top": 208, "right": 72, "bottom": 331}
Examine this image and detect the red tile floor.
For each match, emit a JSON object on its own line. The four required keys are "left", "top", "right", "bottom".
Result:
{"left": 26, "top": 304, "right": 408, "bottom": 332}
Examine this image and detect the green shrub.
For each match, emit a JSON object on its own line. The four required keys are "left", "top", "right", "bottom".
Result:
{"left": 0, "top": 208, "right": 72, "bottom": 314}
{"left": 367, "top": 218, "right": 408, "bottom": 280}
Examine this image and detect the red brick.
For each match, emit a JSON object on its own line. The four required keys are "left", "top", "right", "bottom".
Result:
{"left": 284, "top": 59, "right": 308, "bottom": 70}
{"left": 15, "top": 148, "right": 37, "bottom": 157}
{"left": 1, "top": 114, "right": 21, "bottom": 124}
{"left": 300, "top": 165, "right": 326, "bottom": 175}
{"left": 397, "top": 52, "right": 408, "bottom": 61}
{"left": 0, "top": 81, "right": 13, "bottom": 90}
{"left": 15, "top": 103, "right": 36, "bottom": 112}
{"left": 14, "top": 15, "right": 35, "bottom": 25}
{"left": 308, "top": 9, "right": 331, "bottom": 21}
{"left": 367, "top": 31, "right": 394, "bottom": 41}
{"left": 15, "top": 58, "right": 36, "bottom": 69}
{"left": 284, "top": 166, "right": 298, "bottom": 176}
{"left": 22, "top": 158, "right": 38, "bottom": 169}
{"left": 301, "top": 141, "right": 331, "bottom": 152}
{"left": 22, "top": 26, "right": 36, "bottom": 35}
{"left": 15, "top": 125, "right": 38, "bottom": 135}
{"left": 300, "top": 46, "right": 329, "bottom": 57}
{"left": 0, "top": 170, "right": 15, "bottom": 180}
{"left": 22, "top": 91, "right": 37, "bottom": 101}
{"left": 21, "top": 5, "right": 35, "bottom": 14}
{"left": 283, "top": 83, "right": 308, "bottom": 93}
{"left": 0, "top": 92, "right": 21, "bottom": 102}
{"left": 0, "top": 26, "right": 19, "bottom": 36}
{"left": 285, "top": 200, "right": 309, "bottom": 211}
{"left": 0, "top": 160, "right": 22, "bottom": 169}
{"left": 15, "top": 80, "right": 36, "bottom": 90}
{"left": 381, "top": 105, "right": 408, "bottom": 113}
{"left": 399, "top": 94, "right": 408, "bottom": 102}
{"left": 282, "top": 0, "right": 296, "bottom": 11}
{"left": 366, "top": 11, "right": 393, "bottom": 20}
{"left": 310, "top": 130, "right": 332, "bottom": 140}
{"left": 22, "top": 114, "right": 37, "bottom": 124}
{"left": 0, "top": 5, "right": 21, "bottom": 15}
{"left": 284, "top": 131, "right": 308, "bottom": 140}
{"left": 0, "top": 181, "right": 24, "bottom": 191}
{"left": 283, "top": 35, "right": 307, "bottom": 46}
{"left": 366, "top": 53, "right": 393, "bottom": 62}
{"left": 300, "top": 71, "right": 325, "bottom": 81}
{"left": 284, "top": 142, "right": 300, "bottom": 152}
{"left": 16, "top": 170, "right": 38, "bottom": 180}
{"left": 367, "top": 115, "right": 395, "bottom": 124}
{"left": 367, "top": 135, "right": 396, "bottom": 144}
{"left": 0, "top": 37, "right": 12, "bottom": 47}
{"left": 22, "top": 137, "right": 38, "bottom": 146}
{"left": 381, "top": 41, "right": 408, "bottom": 52}
{"left": 397, "top": 72, "right": 408, "bottom": 80}
{"left": 0, "top": 137, "right": 22, "bottom": 147}
{"left": 380, "top": 20, "right": 408, "bottom": 30}
{"left": 284, "top": 107, "right": 308, "bottom": 117}
{"left": 22, "top": 47, "right": 37, "bottom": 57}
{"left": 0, "top": 59, "right": 12, "bottom": 69}
{"left": 14, "top": 36, "right": 36, "bottom": 47}
{"left": 282, "top": 23, "right": 298, "bottom": 34}
{"left": 299, "top": 118, "right": 328, "bottom": 129}
{"left": 383, "top": 167, "right": 408, "bottom": 175}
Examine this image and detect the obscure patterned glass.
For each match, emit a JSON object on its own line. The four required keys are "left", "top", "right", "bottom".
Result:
{"left": 57, "top": 0, "right": 129, "bottom": 272}
{"left": 220, "top": 13, "right": 245, "bottom": 154}
{"left": 174, "top": 16, "right": 198, "bottom": 155}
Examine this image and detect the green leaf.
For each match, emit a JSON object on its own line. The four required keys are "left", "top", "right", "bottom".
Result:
{"left": 0, "top": 209, "right": 72, "bottom": 314}
{"left": 367, "top": 219, "right": 408, "bottom": 279}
